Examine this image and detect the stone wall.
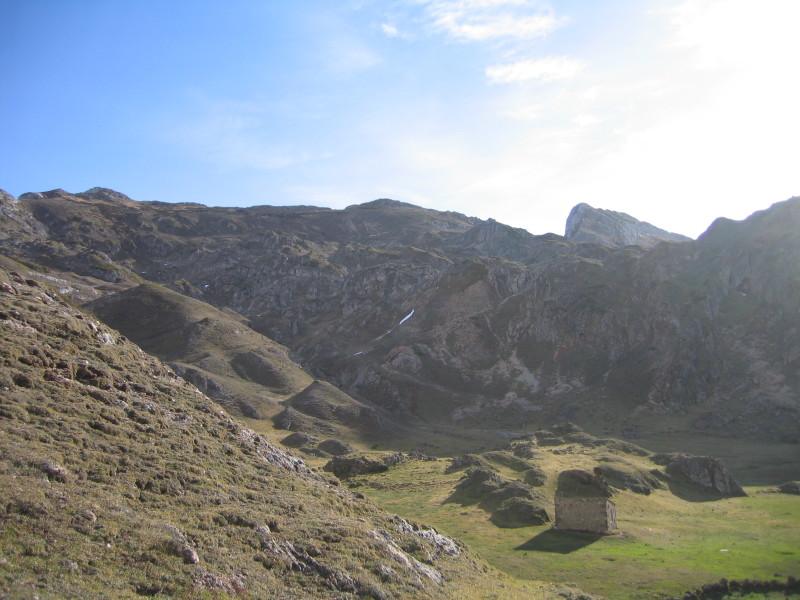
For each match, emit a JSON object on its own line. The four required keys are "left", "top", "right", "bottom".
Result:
{"left": 554, "top": 496, "right": 617, "bottom": 534}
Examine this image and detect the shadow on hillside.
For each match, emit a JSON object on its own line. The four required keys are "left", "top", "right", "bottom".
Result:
{"left": 515, "top": 529, "right": 604, "bottom": 554}
{"left": 664, "top": 480, "right": 729, "bottom": 503}
{"left": 443, "top": 487, "right": 480, "bottom": 508}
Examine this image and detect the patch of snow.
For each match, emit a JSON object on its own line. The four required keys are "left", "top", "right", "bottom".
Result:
{"left": 398, "top": 309, "right": 415, "bottom": 326}
{"left": 353, "top": 351, "right": 364, "bottom": 356}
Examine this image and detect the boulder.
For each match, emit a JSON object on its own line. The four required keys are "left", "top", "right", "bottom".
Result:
{"left": 453, "top": 468, "right": 502, "bottom": 499}
{"left": 323, "top": 455, "right": 388, "bottom": 479}
{"left": 407, "top": 450, "right": 438, "bottom": 461}
{"left": 652, "top": 453, "right": 746, "bottom": 496}
{"left": 595, "top": 464, "right": 664, "bottom": 495}
{"left": 490, "top": 497, "right": 549, "bottom": 528}
{"left": 318, "top": 439, "right": 356, "bottom": 456}
{"left": 382, "top": 451, "right": 407, "bottom": 467}
{"left": 778, "top": 481, "right": 800, "bottom": 495}
{"left": 280, "top": 432, "right": 319, "bottom": 448}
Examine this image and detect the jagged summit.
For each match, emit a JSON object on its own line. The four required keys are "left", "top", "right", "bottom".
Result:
{"left": 565, "top": 202, "right": 691, "bottom": 248}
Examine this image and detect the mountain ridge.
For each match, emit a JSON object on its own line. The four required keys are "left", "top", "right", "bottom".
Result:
{"left": 1, "top": 188, "right": 798, "bottom": 443}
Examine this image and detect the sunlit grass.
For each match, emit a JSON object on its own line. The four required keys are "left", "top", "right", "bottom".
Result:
{"left": 354, "top": 447, "right": 800, "bottom": 600}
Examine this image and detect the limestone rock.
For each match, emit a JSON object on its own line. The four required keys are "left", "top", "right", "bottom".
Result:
{"left": 652, "top": 453, "right": 746, "bottom": 496}
{"left": 565, "top": 202, "right": 691, "bottom": 248}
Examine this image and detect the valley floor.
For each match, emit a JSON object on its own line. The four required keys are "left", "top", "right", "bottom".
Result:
{"left": 249, "top": 418, "right": 800, "bottom": 600}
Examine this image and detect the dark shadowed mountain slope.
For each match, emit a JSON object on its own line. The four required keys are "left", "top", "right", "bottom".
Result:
{"left": 86, "top": 282, "right": 314, "bottom": 419}
{"left": 1, "top": 188, "right": 799, "bottom": 441}
{"left": 85, "top": 281, "right": 401, "bottom": 441}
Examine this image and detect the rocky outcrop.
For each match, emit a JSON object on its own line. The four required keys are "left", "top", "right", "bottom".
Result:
{"left": 652, "top": 454, "right": 747, "bottom": 496}
{"left": 595, "top": 464, "right": 665, "bottom": 495}
{"left": 0, "top": 190, "right": 46, "bottom": 242}
{"left": 490, "top": 497, "right": 549, "bottom": 528}
{"left": 665, "top": 576, "right": 800, "bottom": 600}
{"left": 447, "top": 468, "right": 551, "bottom": 527}
{"left": 565, "top": 203, "right": 691, "bottom": 248}
{"left": 446, "top": 454, "right": 490, "bottom": 473}
{"left": 522, "top": 467, "right": 547, "bottom": 487}
{"left": 318, "top": 439, "right": 356, "bottom": 456}
{"left": 323, "top": 455, "right": 389, "bottom": 478}
{"left": 280, "top": 431, "right": 319, "bottom": 447}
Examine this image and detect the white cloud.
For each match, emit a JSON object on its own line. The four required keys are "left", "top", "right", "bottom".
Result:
{"left": 659, "top": 0, "right": 800, "bottom": 70}
{"left": 421, "top": 0, "right": 563, "bottom": 41}
{"left": 486, "top": 56, "right": 583, "bottom": 83}
{"left": 380, "top": 23, "right": 400, "bottom": 37}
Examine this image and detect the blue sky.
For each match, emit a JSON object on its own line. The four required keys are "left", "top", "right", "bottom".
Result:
{"left": 1, "top": 0, "right": 798, "bottom": 237}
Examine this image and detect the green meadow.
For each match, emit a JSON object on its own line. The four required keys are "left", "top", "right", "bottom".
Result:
{"left": 323, "top": 438, "right": 800, "bottom": 600}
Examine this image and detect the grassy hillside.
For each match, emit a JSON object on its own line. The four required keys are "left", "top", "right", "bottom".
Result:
{"left": 85, "top": 283, "right": 315, "bottom": 419}
{"left": 0, "top": 263, "right": 577, "bottom": 599}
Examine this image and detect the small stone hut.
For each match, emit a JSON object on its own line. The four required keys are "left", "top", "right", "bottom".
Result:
{"left": 554, "top": 468, "right": 617, "bottom": 534}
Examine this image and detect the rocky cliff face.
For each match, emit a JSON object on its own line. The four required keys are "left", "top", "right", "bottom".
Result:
{"left": 565, "top": 203, "right": 691, "bottom": 248}
{"left": 1, "top": 187, "right": 798, "bottom": 441}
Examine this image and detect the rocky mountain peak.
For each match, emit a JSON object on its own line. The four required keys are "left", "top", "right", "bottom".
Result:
{"left": 76, "top": 186, "right": 136, "bottom": 204}
{"left": 0, "top": 189, "right": 46, "bottom": 240}
{"left": 0, "top": 189, "right": 17, "bottom": 206}
{"left": 565, "top": 202, "right": 691, "bottom": 248}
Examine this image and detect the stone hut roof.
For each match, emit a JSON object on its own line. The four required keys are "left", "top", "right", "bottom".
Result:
{"left": 555, "top": 469, "right": 614, "bottom": 498}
